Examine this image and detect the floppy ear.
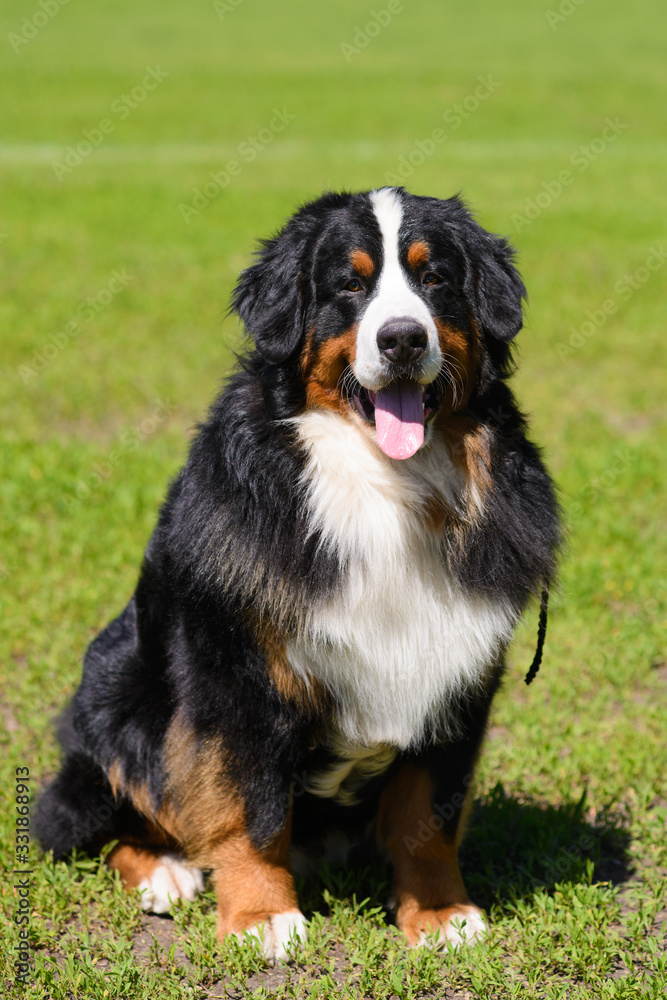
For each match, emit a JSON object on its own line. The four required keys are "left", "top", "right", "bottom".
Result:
{"left": 232, "top": 225, "right": 309, "bottom": 364}
{"left": 464, "top": 226, "right": 527, "bottom": 342}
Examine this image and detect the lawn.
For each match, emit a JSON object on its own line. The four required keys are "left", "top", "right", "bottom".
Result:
{"left": 1, "top": 0, "right": 666, "bottom": 996}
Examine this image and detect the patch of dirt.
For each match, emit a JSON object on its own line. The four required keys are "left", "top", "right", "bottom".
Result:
{"left": 651, "top": 661, "right": 667, "bottom": 682}
{"left": 132, "top": 913, "right": 188, "bottom": 966}
{"left": 602, "top": 410, "right": 659, "bottom": 436}
{"left": 1, "top": 704, "right": 19, "bottom": 733}
{"left": 129, "top": 915, "right": 473, "bottom": 999}
{"left": 595, "top": 855, "right": 631, "bottom": 886}
{"left": 486, "top": 724, "right": 510, "bottom": 742}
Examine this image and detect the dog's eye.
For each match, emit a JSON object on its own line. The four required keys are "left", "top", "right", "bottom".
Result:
{"left": 344, "top": 278, "right": 363, "bottom": 292}
{"left": 422, "top": 272, "right": 442, "bottom": 286}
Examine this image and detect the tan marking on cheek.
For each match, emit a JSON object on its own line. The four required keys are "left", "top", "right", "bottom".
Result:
{"left": 301, "top": 327, "right": 358, "bottom": 413}
{"left": 407, "top": 240, "right": 430, "bottom": 269}
{"left": 435, "top": 319, "right": 469, "bottom": 357}
{"left": 435, "top": 319, "right": 479, "bottom": 412}
{"left": 351, "top": 248, "right": 375, "bottom": 277}
{"left": 376, "top": 762, "right": 478, "bottom": 947}
{"left": 435, "top": 318, "right": 488, "bottom": 508}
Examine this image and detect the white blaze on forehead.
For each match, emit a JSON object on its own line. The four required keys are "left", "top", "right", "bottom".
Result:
{"left": 354, "top": 188, "right": 442, "bottom": 389}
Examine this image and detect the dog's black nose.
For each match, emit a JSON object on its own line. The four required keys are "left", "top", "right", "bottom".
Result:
{"left": 376, "top": 319, "right": 428, "bottom": 365}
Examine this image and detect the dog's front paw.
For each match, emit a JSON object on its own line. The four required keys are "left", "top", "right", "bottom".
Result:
{"left": 236, "top": 910, "right": 308, "bottom": 964}
{"left": 138, "top": 853, "right": 204, "bottom": 914}
{"left": 402, "top": 903, "right": 487, "bottom": 949}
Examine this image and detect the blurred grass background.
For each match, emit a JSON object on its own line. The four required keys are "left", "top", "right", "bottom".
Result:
{"left": 1, "top": 0, "right": 666, "bottom": 996}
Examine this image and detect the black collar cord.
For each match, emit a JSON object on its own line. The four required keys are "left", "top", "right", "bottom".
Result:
{"left": 525, "top": 585, "right": 550, "bottom": 685}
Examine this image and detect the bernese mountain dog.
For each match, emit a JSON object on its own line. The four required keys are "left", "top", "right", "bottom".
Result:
{"left": 36, "top": 187, "right": 560, "bottom": 961}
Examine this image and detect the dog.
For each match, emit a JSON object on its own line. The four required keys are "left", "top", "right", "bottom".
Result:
{"left": 36, "top": 187, "right": 559, "bottom": 961}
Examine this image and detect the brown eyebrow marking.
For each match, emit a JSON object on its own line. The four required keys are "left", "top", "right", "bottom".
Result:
{"left": 350, "top": 249, "right": 375, "bottom": 277}
{"left": 407, "top": 240, "right": 430, "bottom": 269}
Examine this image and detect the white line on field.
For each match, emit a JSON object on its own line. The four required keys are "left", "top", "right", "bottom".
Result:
{"left": 0, "top": 140, "right": 665, "bottom": 166}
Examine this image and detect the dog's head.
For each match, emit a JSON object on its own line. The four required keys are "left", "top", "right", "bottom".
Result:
{"left": 233, "top": 187, "right": 526, "bottom": 460}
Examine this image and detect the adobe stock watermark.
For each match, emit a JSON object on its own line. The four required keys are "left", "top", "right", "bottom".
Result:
{"left": 340, "top": 0, "right": 407, "bottom": 63}
{"left": 14, "top": 767, "right": 32, "bottom": 985}
{"left": 213, "top": 0, "right": 244, "bottom": 19}
{"left": 512, "top": 117, "right": 628, "bottom": 231}
{"left": 555, "top": 245, "right": 666, "bottom": 361}
{"left": 529, "top": 831, "right": 596, "bottom": 890}
{"left": 51, "top": 66, "right": 170, "bottom": 180}
{"left": 402, "top": 775, "right": 474, "bottom": 856}
{"left": 17, "top": 268, "right": 133, "bottom": 384}
{"left": 384, "top": 76, "right": 501, "bottom": 185}
{"left": 178, "top": 108, "right": 296, "bottom": 223}
{"left": 584, "top": 586, "right": 665, "bottom": 674}
{"left": 545, "top": 0, "right": 588, "bottom": 31}
{"left": 569, "top": 448, "right": 637, "bottom": 523}
{"left": 8, "top": 0, "right": 70, "bottom": 54}
{"left": 63, "top": 399, "right": 176, "bottom": 511}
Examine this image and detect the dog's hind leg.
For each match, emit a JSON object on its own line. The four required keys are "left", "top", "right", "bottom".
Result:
{"left": 36, "top": 756, "right": 204, "bottom": 913}
{"left": 35, "top": 739, "right": 204, "bottom": 914}
{"left": 107, "top": 842, "right": 204, "bottom": 914}
{"left": 34, "top": 750, "right": 127, "bottom": 860}
{"left": 101, "top": 760, "right": 205, "bottom": 914}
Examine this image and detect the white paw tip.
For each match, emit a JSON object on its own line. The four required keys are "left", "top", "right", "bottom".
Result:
{"left": 238, "top": 910, "right": 308, "bottom": 964}
{"left": 418, "top": 907, "right": 487, "bottom": 950}
{"left": 138, "top": 853, "right": 204, "bottom": 914}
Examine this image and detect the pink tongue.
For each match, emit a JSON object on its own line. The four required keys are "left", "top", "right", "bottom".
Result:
{"left": 373, "top": 381, "right": 424, "bottom": 460}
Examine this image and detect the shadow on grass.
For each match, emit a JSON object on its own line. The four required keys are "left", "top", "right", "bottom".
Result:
{"left": 460, "top": 783, "right": 632, "bottom": 912}
{"left": 297, "top": 782, "right": 632, "bottom": 922}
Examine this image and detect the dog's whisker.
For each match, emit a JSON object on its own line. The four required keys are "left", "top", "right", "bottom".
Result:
{"left": 437, "top": 360, "right": 463, "bottom": 408}
{"left": 337, "top": 364, "right": 353, "bottom": 398}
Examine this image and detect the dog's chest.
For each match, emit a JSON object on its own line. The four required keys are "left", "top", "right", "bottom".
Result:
{"left": 287, "top": 411, "right": 516, "bottom": 750}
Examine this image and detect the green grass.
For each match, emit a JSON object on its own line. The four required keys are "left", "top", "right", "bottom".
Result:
{"left": 1, "top": 0, "right": 666, "bottom": 996}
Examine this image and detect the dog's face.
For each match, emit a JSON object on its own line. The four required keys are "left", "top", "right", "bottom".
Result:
{"left": 233, "top": 187, "right": 526, "bottom": 459}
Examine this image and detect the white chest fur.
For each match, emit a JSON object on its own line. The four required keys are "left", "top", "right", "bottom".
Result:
{"left": 287, "top": 410, "right": 517, "bottom": 750}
